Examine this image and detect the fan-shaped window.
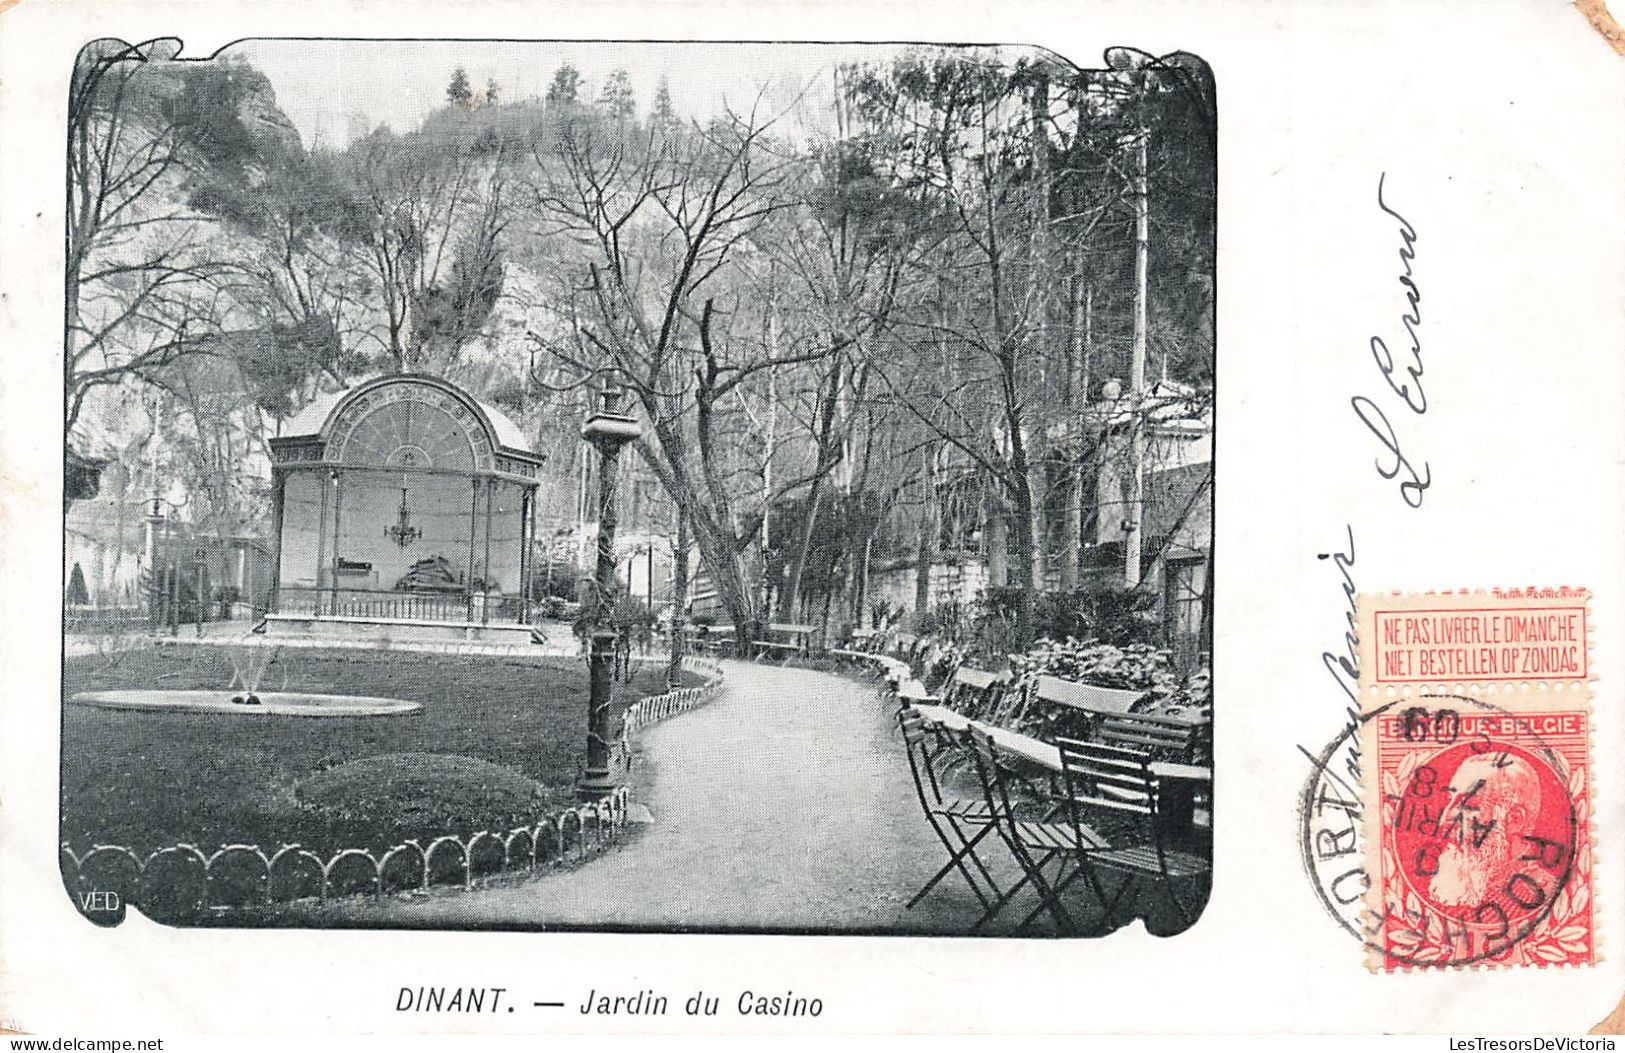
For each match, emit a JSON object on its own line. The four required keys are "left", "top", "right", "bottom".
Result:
{"left": 336, "top": 397, "right": 485, "bottom": 472}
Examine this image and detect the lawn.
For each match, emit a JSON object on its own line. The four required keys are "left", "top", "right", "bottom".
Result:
{"left": 60, "top": 643, "right": 696, "bottom": 861}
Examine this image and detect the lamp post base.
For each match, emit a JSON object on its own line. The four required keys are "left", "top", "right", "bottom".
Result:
{"left": 575, "top": 769, "right": 618, "bottom": 801}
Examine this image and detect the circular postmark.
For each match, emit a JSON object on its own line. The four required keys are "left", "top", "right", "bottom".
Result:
{"left": 1298, "top": 693, "right": 1581, "bottom": 967}
{"left": 1298, "top": 709, "right": 1376, "bottom": 944}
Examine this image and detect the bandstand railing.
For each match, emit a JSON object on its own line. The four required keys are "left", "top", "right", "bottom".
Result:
{"left": 272, "top": 586, "right": 529, "bottom": 625}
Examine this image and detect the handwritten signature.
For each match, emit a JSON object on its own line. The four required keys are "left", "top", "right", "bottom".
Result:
{"left": 1296, "top": 525, "right": 1375, "bottom": 939}
{"left": 1312, "top": 525, "right": 1362, "bottom": 787}
{"left": 1353, "top": 173, "right": 1431, "bottom": 508}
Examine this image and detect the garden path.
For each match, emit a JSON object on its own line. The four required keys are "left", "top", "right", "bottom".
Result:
{"left": 301, "top": 658, "right": 1063, "bottom": 933}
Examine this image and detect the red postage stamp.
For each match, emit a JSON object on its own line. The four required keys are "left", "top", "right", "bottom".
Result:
{"left": 1358, "top": 591, "right": 1595, "bottom": 971}
{"left": 1365, "top": 702, "right": 1593, "bottom": 968}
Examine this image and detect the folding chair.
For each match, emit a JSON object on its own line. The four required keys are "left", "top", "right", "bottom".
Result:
{"left": 959, "top": 728, "right": 1092, "bottom": 934}
{"left": 896, "top": 707, "right": 1006, "bottom": 913}
{"left": 1095, "top": 711, "right": 1202, "bottom": 765}
{"left": 1053, "top": 737, "right": 1212, "bottom": 934}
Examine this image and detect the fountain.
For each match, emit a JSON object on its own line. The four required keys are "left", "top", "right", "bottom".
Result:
{"left": 69, "top": 645, "right": 423, "bottom": 719}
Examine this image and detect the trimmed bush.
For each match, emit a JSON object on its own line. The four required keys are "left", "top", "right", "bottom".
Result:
{"left": 297, "top": 753, "right": 552, "bottom": 850}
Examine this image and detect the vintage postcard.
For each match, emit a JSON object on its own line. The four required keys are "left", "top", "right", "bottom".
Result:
{"left": 2, "top": 0, "right": 1624, "bottom": 1038}
{"left": 50, "top": 34, "right": 1215, "bottom": 939}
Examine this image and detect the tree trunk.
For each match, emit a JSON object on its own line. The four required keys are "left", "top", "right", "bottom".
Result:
{"left": 986, "top": 499, "right": 1008, "bottom": 588}
{"left": 110, "top": 469, "right": 128, "bottom": 604}
{"left": 1198, "top": 554, "right": 1213, "bottom": 663}
{"left": 913, "top": 447, "right": 938, "bottom": 626}
{"left": 779, "top": 353, "right": 842, "bottom": 619}
{"left": 637, "top": 431, "right": 760, "bottom": 658}
{"left": 1026, "top": 454, "right": 1047, "bottom": 594}
{"left": 760, "top": 305, "right": 779, "bottom": 615}
{"left": 820, "top": 570, "right": 836, "bottom": 639}
{"left": 779, "top": 485, "right": 821, "bottom": 620}
{"left": 1059, "top": 474, "right": 1080, "bottom": 595}
{"left": 1026, "top": 73, "right": 1054, "bottom": 599}
{"left": 690, "top": 523, "right": 757, "bottom": 651}
{"left": 852, "top": 528, "right": 873, "bottom": 627}
{"left": 1124, "top": 118, "right": 1151, "bottom": 589}
{"left": 1060, "top": 276, "right": 1087, "bottom": 592}
{"left": 666, "top": 508, "right": 689, "bottom": 688}
{"left": 1008, "top": 474, "right": 1040, "bottom": 649}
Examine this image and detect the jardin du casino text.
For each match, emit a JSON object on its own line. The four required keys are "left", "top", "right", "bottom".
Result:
{"left": 395, "top": 986, "right": 824, "bottom": 1018}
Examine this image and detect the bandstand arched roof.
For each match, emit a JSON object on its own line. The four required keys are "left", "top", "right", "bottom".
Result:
{"left": 269, "top": 374, "right": 545, "bottom": 482}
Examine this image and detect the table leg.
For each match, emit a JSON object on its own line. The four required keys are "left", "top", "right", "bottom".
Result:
{"left": 1157, "top": 780, "right": 1198, "bottom": 838}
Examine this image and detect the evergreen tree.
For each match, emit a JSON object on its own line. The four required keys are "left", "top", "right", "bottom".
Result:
{"left": 598, "top": 69, "right": 635, "bottom": 120}
{"left": 545, "top": 64, "right": 581, "bottom": 106}
{"left": 446, "top": 66, "right": 473, "bottom": 107}
{"left": 485, "top": 78, "right": 500, "bottom": 105}
{"left": 650, "top": 74, "right": 677, "bottom": 127}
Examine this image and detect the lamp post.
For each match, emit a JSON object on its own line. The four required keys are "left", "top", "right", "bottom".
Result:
{"left": 577, "top": 384, "right": 642, "bottom": 801}
{"left": 145, "top": 496, "right": 165, "bottom": 630}
{"left": 193, "top": 546, "right": 208, "bottom": 637}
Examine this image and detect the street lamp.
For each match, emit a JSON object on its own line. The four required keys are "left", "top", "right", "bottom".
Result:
{"left": 193, "top": 546, "right": 208, "bottom": 638}
{"left": 576, "top": 383, "right": 642, "bottom": 801}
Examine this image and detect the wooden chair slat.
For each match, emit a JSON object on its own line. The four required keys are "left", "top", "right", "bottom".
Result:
{"left": 1070, "top": 793, "right": 1154, "bottom": 816}
{"left": 1102, "top": 730, "right": 1185, "bottom": 750}
{"left": 1096, "top": 715, "right": 1200, "bottom": 763}
{"left": 1101, "top": 715, "right": 1192, "bottom": 732}
{"left": 1060, "top": 749, "right": 1148, "bottom": 774}
{"left": 1056, "top": 737, "right": 1148, "bottom": 763}
{"left": 1072, "top": 771, "right": 1151, "bottom": 795}
{"left": 1034, "top": 675, "right": 1144, "bottom": 714}
{"left": 955, "top": 668, "right": 1000, "bottom": 691}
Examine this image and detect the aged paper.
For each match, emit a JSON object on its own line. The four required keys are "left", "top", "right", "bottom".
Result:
{"left": 3, "top": 0, "right": 1624, "bottom": 1037}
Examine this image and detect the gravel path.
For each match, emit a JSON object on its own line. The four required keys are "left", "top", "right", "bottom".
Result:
{"left": 298, "top": 659, "right": 1085, "bottom": 934}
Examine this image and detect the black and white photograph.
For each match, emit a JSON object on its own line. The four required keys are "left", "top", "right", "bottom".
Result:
{"left": 57, "top": 36, "right": 1215, "bottom": 936}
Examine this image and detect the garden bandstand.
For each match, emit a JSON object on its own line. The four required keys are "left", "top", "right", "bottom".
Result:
{"left": 262, "top": 375, "right": 546, "bottom": 644}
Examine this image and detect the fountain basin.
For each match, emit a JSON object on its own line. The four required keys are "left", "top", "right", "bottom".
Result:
{"left": 68, "top": 690, "right": 422, "bottom": 718}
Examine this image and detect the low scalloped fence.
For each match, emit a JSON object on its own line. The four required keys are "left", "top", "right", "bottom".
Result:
{"left": 60, "top": 790, "right": 627, "bottom": 922}
{"left": 61, "top": 655, "right": 726, "bottom": 921}
{"left": 618, "top": 655, "right": 725, "bottom": 743}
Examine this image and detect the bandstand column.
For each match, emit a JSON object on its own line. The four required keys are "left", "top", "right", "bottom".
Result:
{"left": 483, "top": 477, "right": 494, "bottom": 624}
{"left": 315, "top": 468, "right": 332, "bottom": 615}
{"left": 329, "top": 469, "right": 344, "bottom": 615}
{"left": 466, "top": 476, "right": 480, "bottom": 621}
{"left": 518, "top": 487, "right": 533, "bottom": 625}
{"left": 268, "top": 467, "right": 285, "bottom": 613}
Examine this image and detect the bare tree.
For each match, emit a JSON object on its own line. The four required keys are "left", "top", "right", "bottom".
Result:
{"left": 843, "top": 50, "right": 1194, "bottom": 646}
{"left": 65, "top": 40, "right": 244, "bottom": 431}
{"left": 843, "top": 52, "right": 1060, "bottom": 646}
{"left": 522, "top": 105, "right": 828, "bottom": 645}
{"left": 346, "top": 122, "right": 509, "bottom": 373}
{"left": 192, "top": 144, "right": 378, "bottom": 420}
{"left": 761, "top": 113, "right": 937, "bottom": 621}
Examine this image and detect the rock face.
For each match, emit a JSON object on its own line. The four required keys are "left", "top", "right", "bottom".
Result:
{"left": 109, "top": 48, "right": 304, "bottom": 162}
{"left": 231, "top": 63, "right": 303, "bottom": 156}
{"left": 159, "top": 57, "right": 303, "bottom": 156}
{"left": 66, "top": 46, "right": 311, "bottom": 532}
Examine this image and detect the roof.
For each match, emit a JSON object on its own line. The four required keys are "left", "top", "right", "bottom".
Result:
{"left": 278, "top": 374, "right": 535, "bottom": 456}
{"left": 281, "top": 387, "right": 347, "bottom": 438}
{"left": 67, "top": 412, "right": 120, "bottom": 462}
{"left": 481, "top": 400, "right": 531, "bottom": 452}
